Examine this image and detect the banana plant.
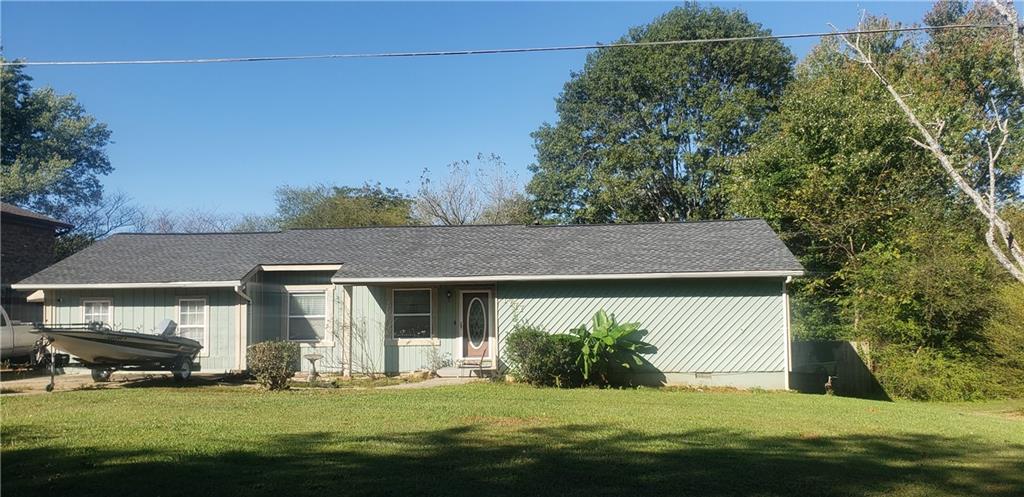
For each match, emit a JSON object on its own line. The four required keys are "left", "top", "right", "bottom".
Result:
{"left": 571, "top": 310, "right": 652, "bottom": 385}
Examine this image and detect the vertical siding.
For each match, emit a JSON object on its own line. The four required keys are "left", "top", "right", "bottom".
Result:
{"left": 347, "top": 285, "right": 463, "bottom": 374}
{"left": 247, "top": 271, "right": 343, "bottom": 373}
{"left": 349, "top": 285, "right": 386, "bottom": 374}
{"left": 48, "top": 287, "right": 239, "bottom": 371}
{"left": 496, "top": 279, "right": 786, "bottom": 374}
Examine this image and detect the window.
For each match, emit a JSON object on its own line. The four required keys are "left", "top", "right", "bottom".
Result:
{"left": 82, "top": 300, "right": 112, "bottom": 325}
{"left": 288, "top": 292, "right": 326, "bottom": 342}
{"left": 177, "top": 298, "right": 207, "bottom": 348}
{"left": 393, "top": 289, "right": 431, "bottom": 339}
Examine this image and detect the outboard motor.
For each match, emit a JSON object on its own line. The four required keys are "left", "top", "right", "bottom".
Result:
{"left": 155, "top": 319, "right": 178, "bottom": 337}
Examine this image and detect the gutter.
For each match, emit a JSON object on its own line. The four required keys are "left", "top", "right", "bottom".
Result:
{"left": 11, "top": 280, "right": 242, "bottom": 290}
{"left": 331, "top": 269, "right": 805, "bottom": 285}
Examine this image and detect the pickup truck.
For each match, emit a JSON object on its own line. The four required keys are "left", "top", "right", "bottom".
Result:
{"left": 1, "top": 306, "right": 38, "bottom": 361}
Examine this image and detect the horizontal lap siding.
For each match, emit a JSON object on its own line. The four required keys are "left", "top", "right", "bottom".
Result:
{"left": 47, "top": 288, "right": 238, "bottom": 371}
{"left": 496, "top": 279, "right": 785, "bottom": 374}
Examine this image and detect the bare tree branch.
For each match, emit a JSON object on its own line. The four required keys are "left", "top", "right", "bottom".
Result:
{"left": 989, "top": 0, "right": 1024, "bottom": 87}
{"left": 414, "top": 153, "right": 531, "bottom": 225}
{"left": 832, "top": 20, "right": 1024, "bottom": 283}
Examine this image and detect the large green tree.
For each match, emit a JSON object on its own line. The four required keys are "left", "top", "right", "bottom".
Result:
{"left": 1, "top": 60, "right": 113, "bottom": 219}
{"left": 732, "top": 3, "right": 1023, "bottom": 398}
{"left": 269, "top": 183, "right": 413, "bottom": 229}
{"left": 527, "top": 4, "right": 794, "bottom": 223}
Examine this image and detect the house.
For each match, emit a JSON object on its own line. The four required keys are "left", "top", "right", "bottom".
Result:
{"left": 11, "top": 219, "right": 804, "bottom": 388}
{"left": 1, "top": 202, "right": 72, "bottom": 323}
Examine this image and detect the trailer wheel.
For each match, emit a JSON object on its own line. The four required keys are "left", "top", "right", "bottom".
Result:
{"left": 91, "top": 368, "right": 113, "bottom": 383}
{"left": 172, "top": 357, "right": 192, "bottom": 382}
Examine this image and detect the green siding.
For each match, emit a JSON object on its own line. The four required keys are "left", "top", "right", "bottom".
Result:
{"left": 47, "top": 287, "right": 239, "bottom": 371}
{"left": 348, "top": 285, "right": 464, "bottom": 374}
{"left": 248, "top": 271, "right": 343, "bottom": 373}
{"left": 496, "top": 279, "right": 786, "bottom": 374}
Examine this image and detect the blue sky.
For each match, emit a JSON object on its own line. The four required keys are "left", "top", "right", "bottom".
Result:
{"left": 2, "top": 1, "right": 936, "bottom": 217}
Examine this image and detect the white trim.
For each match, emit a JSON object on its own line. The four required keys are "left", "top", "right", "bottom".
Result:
{"left": 783, "top": 276, "right": 793, "bottom": 391}
{"left": 176, "top": 297, "right": 210, "bottom": 358}
{"left": 260, "top": 264, "right": 342, "bottom": 272}
{"left": 456, "top": 289, "right": 495, "bottom": 367}
{"left": 284, "top": 285, "right": 333, "bottom": 346}
{"left": 26, "top": 290, "right": 45, "bottom": 303}
{"left": 389, "top": 288, "right": 433, "bottom": 342}
{"left": 342, "top": 285, "right": 353, "bottom": 377}
{"left": 332, "top": 270, "right": 804, "bottom": 284}
{"left": 236, "top": 294, "right": 248, "bottom": 370}
{"left": 80, "top": 298, "right": 113, "bottom": 326}
{"left": 13, "top": 280, "right": 241, "bottom": 290}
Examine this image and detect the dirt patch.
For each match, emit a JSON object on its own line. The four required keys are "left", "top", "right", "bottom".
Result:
{"left": 0, "top": 371, "right": 237, "bottom": 395}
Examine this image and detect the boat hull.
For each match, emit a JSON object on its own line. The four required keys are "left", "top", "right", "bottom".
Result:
{"left": 32, "top": 328, "right": 202, "bottom": 367}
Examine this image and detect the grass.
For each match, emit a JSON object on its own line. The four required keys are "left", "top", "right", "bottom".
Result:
{"left": 2, "top": 384, "right": 1022, "bottom": 497}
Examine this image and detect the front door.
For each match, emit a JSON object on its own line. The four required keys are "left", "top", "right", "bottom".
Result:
{"left": 461, "top": 291, "right": 491, "bottom": 360}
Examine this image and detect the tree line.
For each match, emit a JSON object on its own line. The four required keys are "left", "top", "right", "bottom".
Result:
{"left": 2, "top": 1, "right": 1022, "bottom": 399}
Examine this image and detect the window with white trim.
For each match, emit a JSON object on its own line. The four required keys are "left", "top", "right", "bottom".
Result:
{"left": 82, "top": 300, "right": 112, "bottom": 325}
{"left": 392, "top": 289, "right": 431, "bottom": 339}
{"left": 287, "top": 292, "right": 326, "bottom": 342}
{"left": 177, "top": 298, "right": 207, "bottom": 347}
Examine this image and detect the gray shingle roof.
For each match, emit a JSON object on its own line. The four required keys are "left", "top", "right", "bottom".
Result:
{"left": 14, "top": 219, "right": 803, "bottom": 286}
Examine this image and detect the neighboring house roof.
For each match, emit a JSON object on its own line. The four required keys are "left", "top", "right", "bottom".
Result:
{"left": 0, "top": 202, "right": 73, "bottom": 229}
{"left": 12, "top": 219, "right": 803, "bottom": 288}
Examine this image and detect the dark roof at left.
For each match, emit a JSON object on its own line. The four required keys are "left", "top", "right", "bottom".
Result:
{"left": 1, "top": 202, "right": 73, "bottom": 229}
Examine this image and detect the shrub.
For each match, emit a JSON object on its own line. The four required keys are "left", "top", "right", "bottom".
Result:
{"left": 548, "top": 334, "right": 584, "bottom": 388}
{"left": 571, "top": 310, "right": 652, "bottom": 385}
{"left": 875, "top": 346, "right": 994, "bottom": 401}
{"left": 979, "top": 284, "right": 1024, "bottom": 398}
{"left": 247, "top": 340, "right": 300, "bottom": 390}
{"left": 505, "top": 325, "right": 556, "bottom": 386}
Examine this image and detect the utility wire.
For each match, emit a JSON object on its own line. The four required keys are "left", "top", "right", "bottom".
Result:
{"left": 1, "top": 23, "right": 1006, "bottom": 67}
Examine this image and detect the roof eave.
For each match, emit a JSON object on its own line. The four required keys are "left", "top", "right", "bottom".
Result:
{"left": 10, "top": 280, "right": 242, "bottom": 290}
{"left": 330, "top": 270, "right": 805, "bottom": 285}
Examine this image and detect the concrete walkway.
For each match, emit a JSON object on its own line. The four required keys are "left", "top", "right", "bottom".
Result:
{"left": 378, "top": 377, "right": 481, "bottom": 389}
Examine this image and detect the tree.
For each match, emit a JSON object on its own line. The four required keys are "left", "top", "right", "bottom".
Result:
{"left": 55, "top": 192, "right": 144, "bottom": 260}
{"left": 832, "top": 2, "right": 1024, "bottom": 282}
{"left": 415, "top": 153, "right": 533, "bottom": 225}
{"left": 734, "top": 5, "right": 1023, "bottom": 339}
{"left": 274, "top": 183, "right": 413, "bottom": 229}
{"left": 137, "top": 208, "right": 240, "bottom": 233}
{"left": 1, "top": 60, "right": 113, "bottom": 220}
{"left": 527, "top": 4, "right": 794, "bottom": 223}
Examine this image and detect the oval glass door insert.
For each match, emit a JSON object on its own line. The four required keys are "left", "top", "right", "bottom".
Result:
{"left": 467, "top": 298, "right": 486, "bottom": 348}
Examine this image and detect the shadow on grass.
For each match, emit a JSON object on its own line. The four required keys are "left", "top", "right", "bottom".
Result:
{"left": 3, "top": 423, "right": 1022, "bottom": 497}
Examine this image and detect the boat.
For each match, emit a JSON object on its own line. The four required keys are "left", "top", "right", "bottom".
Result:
{"left": 31, "top": 319, "right": 202, "bottom": 382}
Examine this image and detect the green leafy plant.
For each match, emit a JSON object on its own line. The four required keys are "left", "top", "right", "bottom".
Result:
{"left": 247, "top": 340, "right": 300, "bottom": 390}
{"left": 505, "top": 325, "right": 557, "bottom": 386}
{"left": 571, "top": 310, "right": 652, "bottom": 385}
{"left": 504, "top": 325, "right": 583, "bottom": 388}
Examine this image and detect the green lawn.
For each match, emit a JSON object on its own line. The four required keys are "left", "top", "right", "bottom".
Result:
{"left": 2, "top": 383, "right": 1022, "bottom": 497}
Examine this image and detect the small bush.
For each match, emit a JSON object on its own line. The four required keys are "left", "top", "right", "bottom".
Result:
{"left": 875, "top": 347, "right": 993, "bottom": 401}
{"left": 548, "top": 334, "right": 584, "bottom": 388}
{"left": 248, "top": 340, "right": 300, "bottom": 390}
{"left": 505, "top": 325, "right": 556, "bottom": 386}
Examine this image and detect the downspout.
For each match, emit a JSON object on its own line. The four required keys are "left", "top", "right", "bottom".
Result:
{"left": 234, "top": 282, "right": 252, "bottom": 371}
{"left": 783, "top": 276, "right": 793, "bottom": 391}
{"left": 233, "top": 284, "right": 251, "bottom": 303}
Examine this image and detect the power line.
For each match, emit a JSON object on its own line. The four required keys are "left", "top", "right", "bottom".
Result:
{"left": 1, "top": 23, "right": 1007, "bottom": 67}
